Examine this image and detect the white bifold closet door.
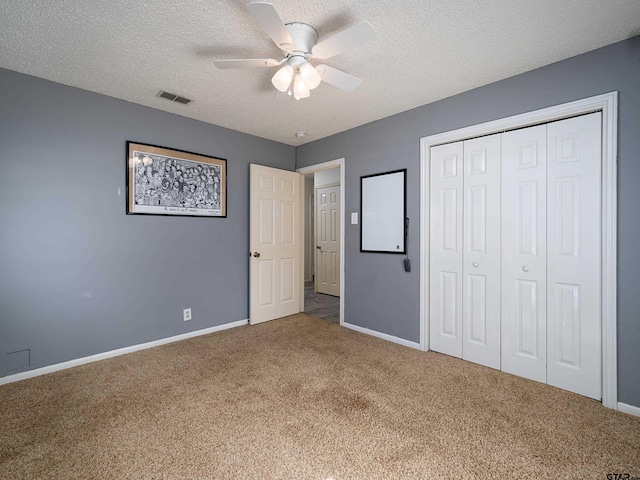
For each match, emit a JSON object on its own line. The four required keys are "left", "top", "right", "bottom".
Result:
{"left": 429, "top": 141, "right": 464, "bottom": 358}
{"left": 500, "top": 112, "right": 602, "bottom": 399}
{"left": 430, "top": 134, "right": 501, "bottom": 370}
{"left": 546, "top": 112, "right": 602, "bottom": 400}
{"left": 431, "top": 112, "right": 602, "bottom": 399}
{"left": 501, "top": 124, "right": 548, "bottom": 383}
{"left": 462, "top": 135, "right": 501, "bottom": 369}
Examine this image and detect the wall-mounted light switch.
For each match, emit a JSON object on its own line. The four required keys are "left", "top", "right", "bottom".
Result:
{"left": 351, "top": 212, "right": 358, "bottom": 225}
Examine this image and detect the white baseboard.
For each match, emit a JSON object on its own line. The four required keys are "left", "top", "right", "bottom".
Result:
{"left": 0, "top": 319, "right": 249, "bottom": 386}
{"left": 342, "top": 322, "right": 421, "bottom": 350}
{"left": 617, "top": 402, "right": 640, "bottom": 418}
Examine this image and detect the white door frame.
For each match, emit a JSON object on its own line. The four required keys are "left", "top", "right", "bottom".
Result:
{"left": 297, "top": 158, "right": 345, "bottom": 325}
{"left": 420, "top": 92, "right": 618, "bottom": 409}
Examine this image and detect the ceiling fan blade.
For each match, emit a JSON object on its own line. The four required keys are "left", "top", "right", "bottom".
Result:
{"left": 316, "top": 65, "right": 362, "bottom": 92}
{"left": 246, "top": 1, "right": 296, "bottom": 52}
{"left": 214, "top": 58, "right": 281, "bottom": 69}
{"left": 311, "top": 22, "right": 376, "bottom": 59}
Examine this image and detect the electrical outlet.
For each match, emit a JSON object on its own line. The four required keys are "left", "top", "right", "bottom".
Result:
{"left": 183, "top": 308, "right": 192, "bottom": 321}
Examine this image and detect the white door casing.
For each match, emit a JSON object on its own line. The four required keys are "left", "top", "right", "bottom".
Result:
{"left": 501, "top": 124, "right": 548, "bottom": 383}
{"left": 462, "top": 134, "right": 501, "bottom": 370}
{"left": 546, "top": 112, "right": 602, "bottom": 400}
{"left": 429, "top": 141, "right": 464, "bottom": 358}
{"left": 316, "top": 184, "right": 340, "bottom": 297}
{"left": 250, "top": 164, "right": 303, "bottom": 325}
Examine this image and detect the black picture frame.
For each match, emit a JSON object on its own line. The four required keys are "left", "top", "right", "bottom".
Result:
{"left": 126, "top": 142, "right": 227, "bottom": 217}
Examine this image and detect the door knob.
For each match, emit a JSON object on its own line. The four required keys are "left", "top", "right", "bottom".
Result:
{"left": 472, "top": 262, "right": 479, "bottom": 268}
{"left": 316, "top": 246, "right": 321, "bottom": 250}
{"left": 522, "top": 266, "right": 529, "bottom": 272}
{"left": 253, "top": 252, "right": 260, "bottom": 258}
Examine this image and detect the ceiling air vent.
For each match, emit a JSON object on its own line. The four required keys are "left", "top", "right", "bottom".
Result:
{"left": 157, "top": 90, "right": 193, "bottom": 105}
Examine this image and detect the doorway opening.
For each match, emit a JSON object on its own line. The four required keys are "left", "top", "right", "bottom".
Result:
{"left": 297, "top": 159, "right": 345, "bottom": 325}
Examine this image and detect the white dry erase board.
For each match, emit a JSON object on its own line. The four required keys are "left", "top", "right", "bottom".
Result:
{"left": 360, "top": 169, "right": 406, "bottom": 254}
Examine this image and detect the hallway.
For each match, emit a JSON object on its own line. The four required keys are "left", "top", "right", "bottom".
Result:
{"left": 303, "top": 282, "right": 339, "bottom": 323}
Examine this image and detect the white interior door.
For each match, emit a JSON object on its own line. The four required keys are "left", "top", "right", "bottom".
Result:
{"left": 462, "top": 134, "right": 501, "bottom": 370}
{"left": 315, "top": 184, "right": 340, "bottom": 297}
{"left": 546, "top": 112, "right": 602, "bottom": 399}
{"left": 501, "top": 124, "right": 548, "bottom": 382}
{"left": 250, "top": 164, "right": 303, "bottom": 325}
{"left": 429, "top": 141, "right": 464, "bottom": 358}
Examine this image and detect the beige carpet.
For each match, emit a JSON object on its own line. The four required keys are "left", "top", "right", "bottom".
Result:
{"left": 1, "top": 314, "right": 639, "bottom": 479}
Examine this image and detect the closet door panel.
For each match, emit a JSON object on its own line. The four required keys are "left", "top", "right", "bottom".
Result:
{"left": 501, "top": 125, "right": 547, "bottom": 383}
{"left": 462, "top": 134, "right": 501, "bottom": 369}
{"left": 430, "top": 142, "right": 464, "bottom": 358}
{"left": 546, "top": 112, "right": 601, "bottom": 400}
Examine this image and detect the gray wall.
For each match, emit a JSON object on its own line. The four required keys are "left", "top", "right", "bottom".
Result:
{"left": 296, "top": 36, "right": 640, "bottom": 408}
{"left": 0, "top": 68, "right": 295, "bottom": 377}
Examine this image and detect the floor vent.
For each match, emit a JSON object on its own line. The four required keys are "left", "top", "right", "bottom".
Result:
{"left": 157, "top": 90, "right": 192, "bottom": 105}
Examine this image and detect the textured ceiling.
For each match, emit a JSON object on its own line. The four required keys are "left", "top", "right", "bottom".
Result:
{"left": 1, "top": 1, "right": 639, "bottom": 146}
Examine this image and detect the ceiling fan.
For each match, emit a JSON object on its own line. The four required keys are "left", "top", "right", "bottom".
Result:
{"left": 214, "top": 1, "right": 376, "bottom": 100}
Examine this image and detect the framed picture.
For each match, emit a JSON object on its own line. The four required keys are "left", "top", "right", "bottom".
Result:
{"left": 127, "top": 142, "right": 227, "bottom": 217}
{"left": 360, "top": 169, "right": 407, "bottom": 254}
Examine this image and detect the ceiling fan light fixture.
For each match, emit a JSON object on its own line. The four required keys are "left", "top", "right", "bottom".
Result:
{"left": 214, "top": 4, "right": 376, "bottom": 99}
{"left": 299, "top": 61, "right": 321, "bottom": 90}
{"left": 271, "top": 64, "right": 294, "bottom": 92}
{"left": 293, "top": 74, "right": 310, "bottom": 100}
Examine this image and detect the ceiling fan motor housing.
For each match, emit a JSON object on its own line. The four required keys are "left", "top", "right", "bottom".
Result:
{"left": 283, "top": 22, "right": 318, "bottom": 57}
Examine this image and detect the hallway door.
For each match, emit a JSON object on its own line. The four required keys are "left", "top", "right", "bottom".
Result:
{"left": 315, "top": 184, "right": 340, "bottom": 297}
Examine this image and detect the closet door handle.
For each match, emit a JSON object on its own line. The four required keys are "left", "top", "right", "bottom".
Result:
{"left": 522, "top": 266, "right": 529, "bottom": 272}
{"left": 472, "top": 262, "right": 479, "bottom": 268}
